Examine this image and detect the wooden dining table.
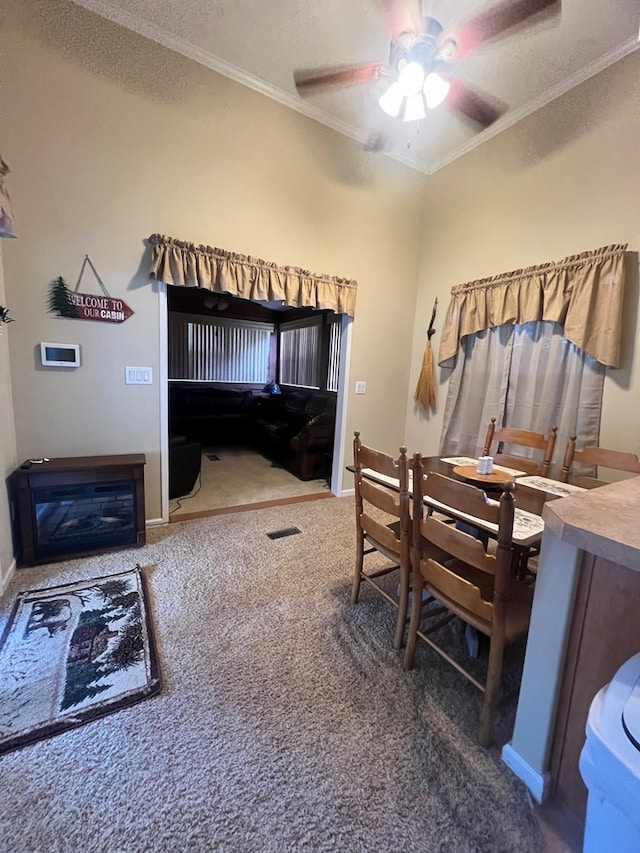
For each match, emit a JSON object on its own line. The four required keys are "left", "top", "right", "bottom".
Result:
{"left": 351, "top": 454, "right": 589, "bottom": 557}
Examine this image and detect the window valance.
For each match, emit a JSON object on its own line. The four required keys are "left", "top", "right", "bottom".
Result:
{"left": 148, "top": 234, "right": 357, "bottom": 318}
{"left": 438, "top": 244, "right": 627, "bottom": 368}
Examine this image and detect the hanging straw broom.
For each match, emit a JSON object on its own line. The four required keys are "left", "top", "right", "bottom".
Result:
{"left": 414, "top": 298, "right": 438, "bottom": 413}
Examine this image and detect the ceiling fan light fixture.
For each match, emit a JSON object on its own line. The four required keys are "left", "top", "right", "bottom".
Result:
{"left": 397, "top": 61, "right": 425, "bottom": 97}
{"left": 403, "top": 93, "right": 426, "bottom": 122}
{"left": 378, "top": 81, "right": 404, "bottom": 117}
{"left": 423, "top": 72, "right": 450, "bottom": 110}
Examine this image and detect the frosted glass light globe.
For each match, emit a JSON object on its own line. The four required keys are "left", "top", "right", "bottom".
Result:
{"left": 398, "top": 62, "right": 425, "bottom": 97}
{"left": 423, "top": 72, "right": 450, "bottom": 109}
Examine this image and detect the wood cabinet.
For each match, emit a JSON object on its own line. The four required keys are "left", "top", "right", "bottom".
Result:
{"left": 550, "top": 551, "right": 640, "bottom": 819}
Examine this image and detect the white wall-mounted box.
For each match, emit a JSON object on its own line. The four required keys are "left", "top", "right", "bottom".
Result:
{"left": 40, "top": 342, "right": 80, "bottom": 368}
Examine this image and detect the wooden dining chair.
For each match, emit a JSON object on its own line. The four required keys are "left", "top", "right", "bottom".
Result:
{"left": 352, "top": 431, "right": 412, "bottom": 649}
{"left": 404, "top": 456, "right": 534, "bottom": 746}
{"left": 483, "top": 418, "right": 558, "bottom": 476}
{"left": 560, "top": 437, "right": 640, "bottom": 487}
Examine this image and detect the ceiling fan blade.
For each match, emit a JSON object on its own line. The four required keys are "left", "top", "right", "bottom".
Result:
{"left": 438, "top": 0, "right": 560, "bottom": 61}
{"left": 294, "top": 63, "right": 384, "bottom": 95}
{"left": 447, "top": 80, "right": 507, "bottom": 130}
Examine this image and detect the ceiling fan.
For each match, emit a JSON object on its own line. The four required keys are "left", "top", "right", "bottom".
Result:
{"left": 293, "top": 0, "right": 561, "bottom": 144}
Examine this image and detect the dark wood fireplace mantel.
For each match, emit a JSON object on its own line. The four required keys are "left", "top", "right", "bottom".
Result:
{"left": 9, "top": 454, "right": 146, "bottom": 567}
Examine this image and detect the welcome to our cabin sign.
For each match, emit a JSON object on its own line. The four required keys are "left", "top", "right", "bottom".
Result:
{"left": 70, "top": 292, "right": 133, "bottom": 324}
{"left": 47, "top": 255, "right": 134, "bottom": 324}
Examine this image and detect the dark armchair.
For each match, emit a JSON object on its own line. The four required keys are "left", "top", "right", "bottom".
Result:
{"left": 253, "top": 390, "right": 336, "bottom": 480}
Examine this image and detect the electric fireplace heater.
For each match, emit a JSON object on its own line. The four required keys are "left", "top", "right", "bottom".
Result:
{"left": 10, "top": 455, "right": 146, "bottom": 567}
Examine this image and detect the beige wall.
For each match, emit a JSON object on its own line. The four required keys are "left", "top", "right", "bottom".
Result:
{"left": 0, "top": 245, "right": 19, "bottom": 589}
{"left": 0, "top": 0, "right": 426, "bottom": 528}
{"left": 405, "top": 51, "right": 640, "bottom": 458}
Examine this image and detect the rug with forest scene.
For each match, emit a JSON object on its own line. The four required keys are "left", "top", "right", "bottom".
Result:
{"left": 0, "top": 565, "right": 160, "bottom": 755}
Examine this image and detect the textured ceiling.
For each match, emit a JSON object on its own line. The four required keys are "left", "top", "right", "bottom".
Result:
{"left": 72, "top": 0, "right": 639, "bottom": 174}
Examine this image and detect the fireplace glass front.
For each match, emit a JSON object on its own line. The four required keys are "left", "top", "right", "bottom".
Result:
{"left": 33, "top": 480, "right": 137, "bottom": 561}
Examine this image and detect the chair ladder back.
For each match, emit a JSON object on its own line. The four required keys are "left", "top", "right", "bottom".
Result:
{"left": 497, "top": 427, "right": 548, "bottom": 451}
{"left": 355, "top": 442, "right": 402, "bottom": 481}
{"left": 483, "top": 418, "right": 558, "bottom": 477}
{"left": 422, "top": 515, "right": 496, "bottom": 575}
{"left": 415, "top": 465, "right": 517, "bottom": 601}
{"left": 560, "top": 435, "right": 640, "bottom": 483}
{"left": 354, "top": 431, "right": 408, "bottom": 508}
{"left": 352, "top": 432, "right": 411, "bottom": 651}
{"left": 575, "top": 446, "right": 640, "bottom": 474}
{"left": 420, "top": 556, "right": 494, "bottom": 623}
{"left": 425, "top": 471, "right": 502, "bottom": 526}
{"left": 361, "top": 512, "right": 402, "bottom": 555}
{"left": 359, "top": 478, "right": 401, "bottom": 516}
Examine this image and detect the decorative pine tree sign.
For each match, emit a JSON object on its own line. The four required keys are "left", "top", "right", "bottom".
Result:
{"left": 47, "top": 256, "right": 134, "bottom": 324}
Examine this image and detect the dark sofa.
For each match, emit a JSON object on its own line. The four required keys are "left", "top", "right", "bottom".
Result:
{"left": 169, "top": 384, "right": 266, "bottom": 445}
{"left": 169, "top": 383, "right": 336, "bottom": 481}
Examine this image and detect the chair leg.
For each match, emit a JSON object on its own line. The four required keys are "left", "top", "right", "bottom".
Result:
{"left": 393, "top": 561, "right": 410, "bottom": 650}
{"left": 404, "top": 575, "right": 423, "bottom": 670}
{"left": 478, "top": 633, "right": 506, "bottom": 747}
{"left": 351, "top": 531, "right": 364, "bottom": 604}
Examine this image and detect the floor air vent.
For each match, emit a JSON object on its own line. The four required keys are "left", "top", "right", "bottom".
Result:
{"left": 266, "top": 527, "right": 301, "bottom": 540}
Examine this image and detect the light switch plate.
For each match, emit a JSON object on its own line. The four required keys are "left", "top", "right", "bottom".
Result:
{"left": 125, "top": 366, "right": 153, "bottom": 385}
{"left": 355, "top": 380, "right": 367, "bottom": 395}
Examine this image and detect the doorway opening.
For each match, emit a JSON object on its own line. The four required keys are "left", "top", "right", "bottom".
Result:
{"left": 162, "top": 285, "right": 350, "bottom": 520}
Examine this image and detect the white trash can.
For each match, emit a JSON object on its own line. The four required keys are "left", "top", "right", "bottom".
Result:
{"left": 579, "top": 652, "right": 640, "bottom": 853}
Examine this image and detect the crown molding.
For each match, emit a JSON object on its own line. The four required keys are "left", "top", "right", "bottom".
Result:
{"left": 425, "top": 36, "right": 640, "bottom": 175}
{"left": 67, "top": 0, "right": 430, "bottom": 173}
{"left": 70, "top": 1, "right": 638, "bottom": 177}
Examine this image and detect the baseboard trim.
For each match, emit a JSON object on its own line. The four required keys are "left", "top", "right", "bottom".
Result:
{"left": 501, "top": 742, "right": 551, "bottom": 803}
{"left": 145, "top": 517, "right": 165, "bottom": 528}
{"left": 0, "top": 558, "right": 17, "bottom": 597}
{"left": 339, "top": 487, "right": 355, "bottom": 497}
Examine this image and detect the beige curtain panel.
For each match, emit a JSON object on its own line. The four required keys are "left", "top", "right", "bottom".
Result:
{"left": 148, "top": 234, "right": 358, "bottom": 318}
{"left": 438, "top": 244, "right": 628, "bottom": 368}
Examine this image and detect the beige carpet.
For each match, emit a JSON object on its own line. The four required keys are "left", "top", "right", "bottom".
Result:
{"left": 0, "top": 497, "right": 546, "bottom": 852}
{"left": 170, "top": 446, "right": 330, "bottom": 517}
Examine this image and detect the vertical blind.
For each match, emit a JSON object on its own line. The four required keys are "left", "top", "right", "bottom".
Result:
{"left": 279, "top": 319, "right": 321, "bottom": 388}
{"left": 327, "top": 319, "right": 341, "bottom": 392}
{"left": 169, "top": 313, "right": 274, "bottom": 383}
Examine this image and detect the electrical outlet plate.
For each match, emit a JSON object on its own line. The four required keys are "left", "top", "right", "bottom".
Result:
{"left": 125, "top": 366, "right": 153, "bottom": 385}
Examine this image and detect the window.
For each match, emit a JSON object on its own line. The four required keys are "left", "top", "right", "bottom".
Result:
{"left": 278, "top": 314, "right": 342, "bottom": 391}
{"left": 169, "top": 313, "right": 274, "bottom": 383}
{"left": 279, "top": 317, "right": 321, "bottom": 388}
